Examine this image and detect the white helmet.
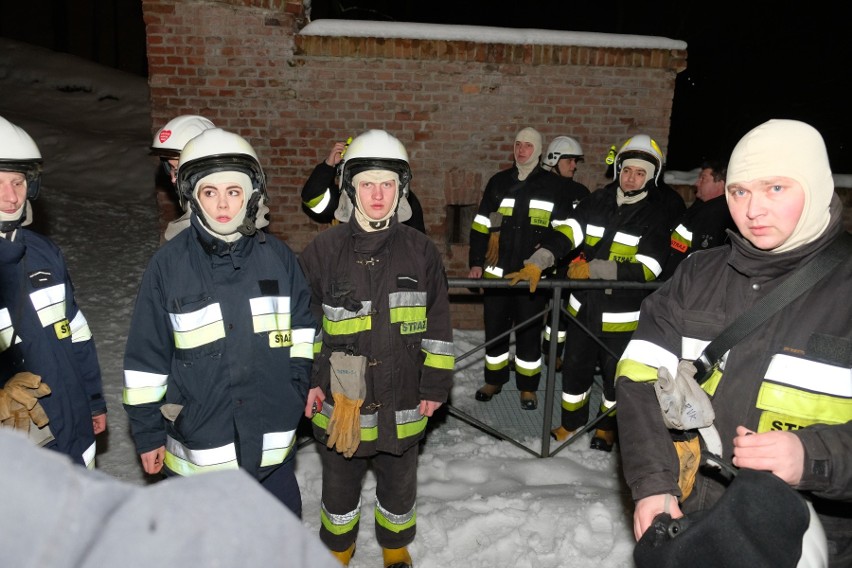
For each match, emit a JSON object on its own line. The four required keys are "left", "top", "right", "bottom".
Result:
{"left": 151, "top": 115, "right": 216, "bottom": 158}
{"left": 0, "top": 116, "right": 43, "bottom": 202}
{"left": 614, "top": 134, "right": 664, "bottom": 183}
{"left": 542, "top": 136, "right": 584, "bottom": 168}
{"left": 340, "top": 129, "right": 411, "bottom": 204}
{"left": 176, "top": 128, "right": 266, "bottom": 236}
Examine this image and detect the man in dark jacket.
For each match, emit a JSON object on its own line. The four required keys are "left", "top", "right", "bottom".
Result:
{"left": 468, "top": 127, "right": 575, "bottom": 410}
{"left": 300, "top": 129, "right": 453, "bottom": 568}
{"left": 0, "top": 116, "right": 106, "bottom": 467}
{"left": 617, "top": 119, "right": 850, "bottom": 567}
{"left": 660, "top": 159, "right": 736, "bottom": 279}
{"left": 123, "top": 128, "right": 314, "bottom": 517}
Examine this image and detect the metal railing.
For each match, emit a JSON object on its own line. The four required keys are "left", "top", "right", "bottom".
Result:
{"left": 446, "top": 278, "right": 661, "bottom": 458}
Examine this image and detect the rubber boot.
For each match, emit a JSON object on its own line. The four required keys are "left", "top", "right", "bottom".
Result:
{"left": 329, "top": 543, "right": 355, "bottom": 566}
{"left": 590, "top": 428, "right": 616, "bottom": 452}
{"left": 520, "top": 391, "right": 537, "bottom": 410}
{"left": 475, "top": 383, "right": 502, "bottom": 401}
{"left": 550, "top": 426, "right": 574, "bottom": 441}
{"left": 382, "top": 546, "right": 413, "bottom": 568}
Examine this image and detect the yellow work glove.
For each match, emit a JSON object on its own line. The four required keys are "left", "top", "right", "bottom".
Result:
{"left": 567, "top": 259, "right": 590, "bottom": 279}
{"left": 506, "top": 263, "right": 542, "bottom": 293}
{"left": 4, "top": 372, "right": 51, "bottom": 428}
{"left": 674, "top": 436, "right": 701, "bottom": 500}
{"left": 326, "top": 392, "right": 363, "bottom": 458}
{"left": 485, "top": 232, "right": 500, "bottom": 267}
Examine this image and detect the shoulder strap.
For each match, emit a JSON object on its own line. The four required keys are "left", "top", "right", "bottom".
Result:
{"left": 696, "top": 232, "right": 852, "bottom": 383}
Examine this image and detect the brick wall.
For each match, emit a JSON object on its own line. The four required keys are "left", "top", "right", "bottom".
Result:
{"left": 142, "top": 0, "right": 687, "bottom": 328}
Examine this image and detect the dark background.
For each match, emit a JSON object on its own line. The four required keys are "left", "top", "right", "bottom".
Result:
{"left": 2, "top": 0, "right": 848, "bottom": 172}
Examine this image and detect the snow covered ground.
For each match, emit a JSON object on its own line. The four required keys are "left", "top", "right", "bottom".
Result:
{"left": 1, "top": 37, "right": 637, "bottom": 567}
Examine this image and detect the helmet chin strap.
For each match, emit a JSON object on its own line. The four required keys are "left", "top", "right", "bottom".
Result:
{"left": 237, "top": 192, "right": 261, "bottom": 236}
{"left": 0, "top": 202, "right": 27, "bottom": 233}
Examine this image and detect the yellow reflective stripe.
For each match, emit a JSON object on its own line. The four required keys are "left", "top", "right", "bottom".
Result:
{"left": 616, "top": 358, "right": 658, "bottom": 383}
{"left": 164, "top": 436, "right": 239, "bottom": 475}
{"left": 31, "top": 284, "right": 66, "bottom": 327}
{"left": 672, "top": 224, "right": 692, "bottom": 247}
{"left": 390, "top": 306, "right": 427, "bottom": 323}
{"left": 396, "top": 408, "right": 427, "bottom": 439}
{"left": 585, "top": 223, "right": 604, "bottom": 246}
{"left": 484, "top": 266, "right": 504, "bottom": 278}
{"left": 0, "top": 307, "right": 20, "bottom": 352}
{"left": 567, "top": 294, "right": 581, "bottom": 317}
{"left": 321, "top": 501, "right": 360, "bottom": 535}
{"left": 602, "top": 321, "right": 638, "bottom": 333}
{"left": 170, "top": 303, "right": 226, "bottom": 349}
{"left": 290, "top": 327, "right": 315, "bottom": 359}
{"left": 561, "top": 389, "right": 590, "bottom": 411}
{"left": 375, "top": 499, "right": 416, "bottom": 533}
{"left": 471, "top": 213, "right": 490, "bottom": 234}
{"left": 766, "top": 354, "right": 852, "bottom": 397}
{"left": 322, "top": 302, "right": 372, "bottom": 335}
{"left": 83, "top": 441, "right": 96, "bottom": 470}
{"left": 757, "top": 382, "right": 851, "bottom": 425}
{"left": 485, "top": 352, "right": 509, "bottom": 371}
{"left": 498, "top": 198, "right": 515, "bottom": 217}
{"left": 422, "top": 338, "right": 454, "bottom": 370}
{"left": 69, "top": 311, "right": 93, "bottom": 343}
{"left": 514, "top": 356, "right": 541, "bottom": 377}
{"left": 620, "top": 339, "right": 678, "bottom": 372}
{"left": 529, "top": 199, "right": 553, "bottom": 227}
{"left": 323, "top": 315, "right": 371, "bottom": 335}
{"left": 305, "top": 188, "right": 332, "bottom": 213}
{"left": 602, "top": 311, "right": 639, "bottom": 325}
{"left": 635, "top": 254, "right": 663, "bottom": 279}
{"left": 260, "top": 430, "right": 296, "bottom": 467}
{"left": 250, "top": 296, "right": 291, "bottom": 333}
{"left": 702, "top": 369, "right": 723, "bottom": 396}
{"left": 122, "top": 369, "right": 168, "bottom": 405}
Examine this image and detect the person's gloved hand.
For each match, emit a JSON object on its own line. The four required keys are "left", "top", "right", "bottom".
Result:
{"left": 507, "top": 263, "right": 542, "bottom": 292}
{"left": 567, "top": 259, "right": 589, "bottom": 279}
{"left": 326, "top": 392, "right": 363, "bottom": 458}
{"left": 3, "top": 372, "right": 51, "bottom": 428}
{"left": 484, "top": 212, "right": 503, "bottom": 267}
{"left": 0, "top": 389, "right": 31, "bottom": 432}
{"left": 588, "top": 259, "right": 618, "bottom": 280}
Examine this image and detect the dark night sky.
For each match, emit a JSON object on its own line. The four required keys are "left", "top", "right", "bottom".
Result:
{"left": 2, "top": 1, "right": 848, "bottom": 172}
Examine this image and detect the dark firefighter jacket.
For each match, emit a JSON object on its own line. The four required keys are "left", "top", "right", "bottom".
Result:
{"left": 0, "top": 229, "right": 105, "bottom": 467}
{"left": 616, "top": 196, "right": 852, "bottom": 537}
{"left": 468, "top": 165, "right": 575, "bottom": 277}
{"left": 299, "top": 217, "right": 454, "bottom": 457}
{"left": 123, "top": 215, "right": 314, "bottom": 479}
{"left": 557, "top": 180, "right": 672, "bottom": 336}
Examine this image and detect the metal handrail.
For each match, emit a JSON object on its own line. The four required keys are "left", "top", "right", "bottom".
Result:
{"left": 446, "top": 277, "right": 661, "bottom": 457}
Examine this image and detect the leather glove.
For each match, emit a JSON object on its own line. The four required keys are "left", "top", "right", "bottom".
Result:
{"left": 4, "top": 372, "right": 51, "bottom": 428}
{"left": 484, "top": 212, "right": 503, "bottom": 267}
{"left": 674, "top": 436, "right": 701, "bottom": 500}
{"left": 485, "top": 232, "right": 500, "bottom": 267}
{"left": 588, "top": 259, "right": 618, "bottom": 280}
{"left": 567, "top": 259, "right": 590, "bottom": 279}
{"left": 506, "top": 263, "right": 542, "bottom": 293}
{"left": 326, "top": 392, "right": 363, "bottom": 458}
{"left": 0, "top": 389, "right": 36, "bottom": 433}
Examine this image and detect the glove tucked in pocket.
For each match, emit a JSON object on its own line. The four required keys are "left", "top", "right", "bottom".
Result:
{"left": 326, "top": 352, "right": 367, "bottom": 458}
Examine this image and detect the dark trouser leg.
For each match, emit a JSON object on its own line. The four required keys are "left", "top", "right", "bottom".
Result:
{"left": 318, "top": 446, "right": 369, "bottom": 552}
{"left": 259, "top": 459, "right": 302, "bottom": 518}
{"left": 593, "top": 334, "right": 630, "bottom": 432}
{"left": 560, "top": 323, "right": 599, "bottom": 430}
{"left": 513, "top": 289, "right": 548, "bottom": 392}
{"left": 483, "top": 288, "right": 513, "bottom": 387}
{"left": 373, "top": 444, "right": 419, "bottom": 550}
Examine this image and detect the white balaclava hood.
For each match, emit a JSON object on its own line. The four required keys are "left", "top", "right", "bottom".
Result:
{"left": 352, "top": 169, "right": 400, "bottom": 232}
{"left": 194, "top": 171, "right": 253, "bottom": 242}
{"left": 515, "top": 127, "right": 542, "bottom": 181}
{"left": 726, "top": 119, "right": 833, "bottom": 253}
